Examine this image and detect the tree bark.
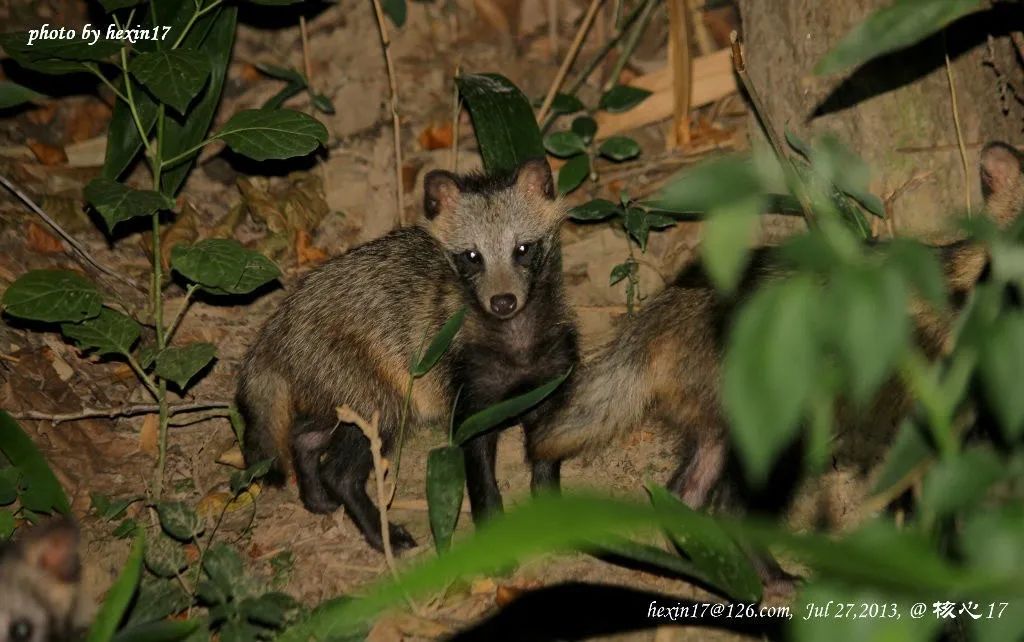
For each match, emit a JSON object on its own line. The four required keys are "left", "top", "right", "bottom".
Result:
{"left": 738, "top": 0, "right": 1024, "bottom": 238}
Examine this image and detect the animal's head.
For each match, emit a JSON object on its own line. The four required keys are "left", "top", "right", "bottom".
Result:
{"left": 980, "top": 142, "right": 1024, "bottom": 228}
{"left": 420, "top": 158, "right": 565, "bottom": 320}
{"left": 0, "top": 519, "right": 81, "bottom": 642}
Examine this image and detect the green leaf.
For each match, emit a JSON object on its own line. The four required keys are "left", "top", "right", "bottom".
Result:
{"left": 549, "top": 93, "right": 584, "bottom": 115}
{"left": 155, "top": 501, "right": 202, "bottom": 541}
{"left": 961, "top": 507, "right": 1024, "bottom": 642}
{"left": 129, "top": 49, "right": 211, "bottom": 114}
{"left": 979, "top": 312, "right": 1024, "bottom": 440}
{"left": 700, "top": 196, "right": 761, "bottom": 293}
{"left": 648, "top": 484, "right": 762, "bottom": 602}
{"left": 609, "top": 261, "right": 635, "bottom": 286}
{"left": 648, "top": 155, "right": 765, "bottom": 215}
{"left": 90, "top": 492, "right": 139, "bottom": 521}
{"left": 214, "top": 109, "right": 327, "bottom": 161}
{"left": 812, "top": 135, "right": 885, "bottom": 218}
{"left": 0, "top": 80, "right": 43, "bottom": 109}
{"left": 598, "top": 85, "right": 652, "bottom": 113}
{"left": 570, "top": 115, "right": 598, "bottom": 144}
{"left": 569, "top": 198, "right": 619, "bottom": 222}
{"left": 123, "top": 577, "right": 190, "bottom": 627}
{"left": 112, "top": 519, "right": 139, "bottom": 539}
{"left": 86, "top": 531, "right": 144, "bottom": 642}
{"left": 84, "top": 178, "right": 175, "bottom": 232}
{"left": 556, "top": 154, "right": 589, "bottom": 195}
{"left": 0, "top": 510, "right": 15, "bottom": 540}
{"left": 412, "top": 307, "right": 466, "bottom": 377}
{"left": 203, "top": 544, "right": 244, "bottom": 598}
{"left": 382, "top": 0, "right": 407, "bottom": 27}
{"left": 144, "top": 534, "right": 188, "bottom": 578}
{"left": 103, "top": 76, "right": 158, "bottom": 182}
{"left": 884, "top": 239, "right": 947, "bottom": 309}
{"left": 240, "top": 592, "right": 298, "bottom": 628}
{"left": 171, "top": 238, "right": 281, "bottom": 295}
{"left": 921, "top": 447, "right": 1004, "bottom": 519}
{"left": 426, "top": 446, "right": 465, "bottom": 553}
{"left": 454, "top": 371, "right": 570, "bottom": 445}
{"left": 111, "top": 620, "right": 199, "bottom": 642}
{"left": 0, "top": 31, "right": 120, "bottom": 74}
{"left": 310, "top": 91, "right": 335, "bottom": 115}
{"left": 871, "top": 419, "right": 933, "bottom": 495}
{"left": 0, "top": 468, "right": 19, "bottom": 506}
{"left": 160, "top": 5, "right": 236, "bottom": 196}
{"left": 622, "top": 206, "right": 649, "bottom": 251}
{"left": 791, "top": 581, "right": 940, "bottom": 642}
{"left": 784, "top": 128, "right": 813, "bottom": 160}
{"left": 0, "top": 412, "right": 70, "bottom": 514}
{"left": 593, "top": 536, "right": 706, "bottom": 580}
{"left": 543, "top": 131, "right": 586, "bottom": 157}
{"left": 456, "top": 73, "right": 545, "bottom": 174}
{"left": 815, "top": 0, "right": 984, "bottom": 75}
{"left": 723, "top": 278, "right": 820, "bottom": 485}
{"left": 61, "top": 308, "right": 141, "bottom": 357}
{"left": 645, "top": 212, "right": 677, "bottom": 229}
{"left": 2, "top": 269, "right": 102, "bottom": 323}
{"left": 154, "top": 342, "right": 216, "bottom": 389}
{"left": 229, "top": 458, "right": 274, "bottom": 494}
{"left": 598, "top": 136, "right": 640, "bottom": 162}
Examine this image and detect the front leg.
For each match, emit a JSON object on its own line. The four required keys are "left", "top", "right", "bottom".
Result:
{"left": 529, "top": 458, "right": 560, "bottom": 495}
{"left": 462, "top": 431, "right": 503, "bottom": 524}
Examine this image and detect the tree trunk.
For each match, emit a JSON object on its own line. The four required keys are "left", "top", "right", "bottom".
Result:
{"left": 738, "top": 0, "right": 1024, "bottom": 239}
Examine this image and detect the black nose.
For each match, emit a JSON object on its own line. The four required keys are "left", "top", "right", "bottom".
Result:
{"left": 490, "top": 293, "right": 518, "bottom": 316}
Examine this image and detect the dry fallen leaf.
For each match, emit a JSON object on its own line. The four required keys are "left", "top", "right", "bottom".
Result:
{"left": 295, "top": 229, "right": 328, "bottom": 266}
{"left": 65, "top": 100, "right": 112, "bottom": 143}
{"left": 26, "top": 221, "right": 63, "bottom": 254}
{"left": 417, "top": 123, "right": 453, "bottom": 151}
{"left": 26, "top": 103, "right": 57, "bottom": 126}
{"left": 196, "top": 485, "right": 262, "bottom": 518}
{"left": 470, "top": 577, "right": 497, "bottom": 595}
{"left": 216, "top": 445, "right": 246, "bottom": 469}
{"left": 26, "top": 140, "right": 68, "bottom": 166}
{"left": 139, "top": 414, "right": 159, "bottom": 455}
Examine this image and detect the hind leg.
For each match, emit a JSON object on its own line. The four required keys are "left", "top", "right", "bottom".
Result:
{"left": 319, "top": 423, "right": 416, "bottom": 553}
{"left": 463, "top": 430, "right": 503, "bottom": 524}
{"left": 291, "top": 417, "right": 338, "bottom": 514}
{"left": 667, "top": 436, "right": 727, "bottom": 509}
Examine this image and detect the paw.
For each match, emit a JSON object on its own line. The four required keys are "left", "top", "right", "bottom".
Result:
{"left": 301, "top": 494, "right": 340, "bottom": 515}
{"left": 388, "top": 523, "right": 417, "bottom": 553}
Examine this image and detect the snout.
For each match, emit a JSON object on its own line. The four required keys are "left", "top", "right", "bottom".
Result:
{"left": 489, "top": 293, "right": 518, "bottom": 317}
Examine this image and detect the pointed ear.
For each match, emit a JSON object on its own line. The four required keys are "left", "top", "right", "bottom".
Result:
{"left": 423, "top": 170, "right": 462, "bottom": 220}
{"left": 20, "top": 519, "right": 80, "bottom": 583}
{"left": 980, "top": 142, "right": 1022, "bottom": 198}
{"left": 515, "top": 158, "right": 555, "bottom": 200}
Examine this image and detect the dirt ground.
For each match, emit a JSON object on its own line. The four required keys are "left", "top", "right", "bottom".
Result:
{"left": 0, "top": 1, "right": 872, "bottom": 640}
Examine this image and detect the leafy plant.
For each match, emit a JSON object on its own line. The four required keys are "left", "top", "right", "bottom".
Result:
{"left": 0, "top": 0, "right": 327, "bottom": 498}
{"left": 0, "top": 412, "right": 71, "bottom": 540}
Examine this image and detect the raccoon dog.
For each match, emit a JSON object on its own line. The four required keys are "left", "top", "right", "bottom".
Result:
{"left": 529, "top": 142, "right": 1024, "bottom": 512}
{"left": 238, "top": 159, "right": 578, "bottom": 552}
{"left": 0, "top": 519, "right": 82, "bottom": 642}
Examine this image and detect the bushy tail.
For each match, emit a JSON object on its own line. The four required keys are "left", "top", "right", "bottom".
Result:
{"left": 529, "top": 326, "right": 656, "bottom": 461}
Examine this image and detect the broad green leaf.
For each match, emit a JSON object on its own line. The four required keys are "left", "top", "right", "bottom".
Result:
{"left": 723, "top": 278, "right": 820, "bottom": 485}
{"left": 0, "top": 412, "right": 70, "bottom": 514}
{"left": 90, "top": 492, "right": 140, "bottom": 521}
{"left": 276, "top": 493, "right": 664, "bottom": 641}
{"left": 871, "top": 419, "right": 933, "bottom": 496}
{"left": 598, "top": 136, "right": 640, "bottom": 162}
{"left": 426, "top": 446, "right": 465, "bottom": 553}
{"left": 255, "top": 63, "right": 305, "bottom": 83}
{"left": 103, "top": 76, "right": 158, "bottom": 181}
{"left": 84, "top": 178, "right": 175, "bottom": 232}
{"left": 571, "top": 115, "right": 598, "bottom": 144}
{"left": 203, "top": 544, "right": 244, "bottom": 597}
{"left": 215, "top": 109, "right": 327, "bottom": 161}
{"left": 2, "top": 270, "right": 102, "bottom": 323}
{"left": 543, "top": 131, "right": 586, "bottom": 157}
{"left": 813, "top": 135, "right": 885, "bottom": 218}
{"left": 648, "top": 484, "right": 762, "bottom": 602}
{"left": 171, "top": 238, "right": 281, "bottom": 295}
{"left": 129, "top": 49, "right": 211, "bottom": 114}
{"left": 884, "top": 239, "right": 947, "bottom": 309}
{"left": 556, "top": 154, "right": 589, "bottom": 195}
{"left": 160, "top": 5, "right": 236, "bottom": 195}
{"left": 456, "top": 73, "right": 545, "bottom": 174}
{"left": 609, "top": 261, "right": 635, "bottom": 286}
{"left": 86, "top": 531, "right": 144, "bottom": 642}
{"left": 0, "top": 31, "right": 121, "bottom": 73}
{"left": 123, "top": 577, "right": 190, "bottom": 627}
{"left": 622, "top": 206, "right": 650, "bottom": 251}
{"left": 921, "top": 447, "right": 1004, "bottom": 519}
{"left": 154, "top": 342, "right": 216, "bottom": 389}
{"left": 594, "top": 536, "right": 706, "bottom": 580}
{"left": 0, "top": 80, "right": 43, "bottom": 109}
{"left": 648, "top": 155, "right": 765, "bottom": 214}
{"left": 979, "top": 312, "right": 1024, "bottom": 440}
{"left": 790, "top": 581, "right": 940, "bottom": 642}
{"left": 144, "top": 533, "right": 188, "bottom": 578}
{"left": 154, "top": 502, "right": 202, "bottom": 541}
{"left": 598, "top": 85, "right": 652, "bottom": 113}
{"left": 382, "top": 0, "right": 407, "bottom": 27}
{"left": 61, "top": 308, "right": 141, "bottom": 356}
{"left": 412, "top": 307, "right": 466, "bottom": 377}
{"left": 229, "top": 458, "right": 274, "bottom": 494}
{"left": 815, "top": 0, "right": 984, "bottom": 75}
{"left": 964, "top": 508, "right": 1024, "bottom": 642}
{"left": 0, "top": 468, "right": 18, "bottom": 506}
{"left": 311, "top": 91, "right": 335, "bottom": 115}
{"left": 111, "top": 620, "right": 199, "bottom": 642}
{"left": 549, "top": 93, "right": 585, "bottom": 115}
{"left": 239, "top": 592, "right": 298, "bottom": 628}
{"left": 569, "top": 198, "right": 619, "bottom": 222}
{"left": 700, "top": 196, "right": 762, "bottom": 293}
{"left": 219, "top": 622, "right": 263, "bottom": 642}
{"left": 454, "top": 371, "right": 570, "bottom": 445}
{"left": 112, "top": 519, "right": 139, "bottom": 539}
{"left": 645, "top": 212, "right": 677, "bottom": 229}
{"left": 0, "top": 510, "right": 15, "bottom": 540}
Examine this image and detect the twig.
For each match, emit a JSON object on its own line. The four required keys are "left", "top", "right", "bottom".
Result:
{"left": 944, "top": 30, "right": 971, "bottom": 216}
{"left": 165, "top": 284, "right": 198, "bottom": 345}
{"left": 368, "top": 0, "right": 405, "bottom": 226}
{"left": 601, "top": 0, "right": 657, "bottom": 93}
{"left": 11, "top": 401, "right": 232, "bottom": 424}
{"left": 337, "top": 404, "right": 399, "bottom": 579}
{"left": 450, "top": 65, "right": 461, "bottom": 172}
{"left": 729, "top": 31, "right": 816, "bottom": 227}
{"left": 564, "top": 1, "right": 645, "bottom": 97}
{"left": 0, "top": 174, "right": 144, "bottom": 292}
{"left": 537, "top": 0, "right": 606, "bottom": 124}
{"left": 299, "top": 16, "right": 314, "bottom": 91}
{"left": 667, "top": 0, "right": 692, "bottom": 147}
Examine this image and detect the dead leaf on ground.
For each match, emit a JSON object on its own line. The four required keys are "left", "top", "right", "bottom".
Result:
{"left": 295, "top": 229, "right": 328, "bottom": 266}
{"left": 26, "top": 103, "right": 57, "bottom": 126}
{"left": 65, "top": 100, "right": 112, "bottom": 143}
{"left": 139, "top": 414, "right": 159, "bottom": 455}
{"left": 26, "top": 140, "right": 68, "bottom": 166}
{"left": 26, "top": 221, "right": 63, "bottom": 254}
{"left": 196, "top": 485, "right": 261, "bottom": 518}
{"left": 417, "top": 123, "right": 453, "bottom": 151}
{"left": 216, "top": 445, "right": 245, "bottom": 469}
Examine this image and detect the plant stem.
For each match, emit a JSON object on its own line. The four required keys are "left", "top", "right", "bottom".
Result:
{"left": 165, "top": 284, "right": 198, "bottom": 345}
{"left": 565, "top": 0, "right": 645, "bottom": 97}
{"left": 602, "top": 0, "right": 657, "bottom": 93}
{"left": 172, "top": 0, "right": 222, "bottom": 49}
{"left": 537, "top": 0, "right": 606, "bottom": 124}
{"left": 161, "top": 138, "right": 215, "bottom": 169}
{"left": 85, "top": 63, "right": 129, "bottom": 102}
{"left": 151, "top": 104, "right": 171, "bottom": 499}
{"left": 368, "top": 0, "right": 405, "bottom": 226}
{"left": 120, "top": 47, "right": 156, "bottom": 159}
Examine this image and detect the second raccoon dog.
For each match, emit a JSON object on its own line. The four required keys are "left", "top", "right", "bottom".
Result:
{"left": 529, "top": 142, "right": 1024, "bottom": 512}
{"left": 238, "top": 159, "right": 578, "bottom": 552}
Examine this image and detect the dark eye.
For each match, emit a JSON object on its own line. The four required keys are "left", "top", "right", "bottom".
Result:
{"left": 463, "top": 249, "right": 482, "bottom": 264}
{"left": 10, "top": 618, "right": 34, "bottom": 642}
{"left": 513, "top": 242, "right": 534, "bottom": 265}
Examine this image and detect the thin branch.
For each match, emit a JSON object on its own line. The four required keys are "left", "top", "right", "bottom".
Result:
{"left": 944, "top": 30, "right": 971, "bottom": 216}
{"left": 564, "top": 0, "right": 645, "bottom": 96}
{"left": 299, "top": 15, "right": 315, "bottom": 93}
{"left": 11, "top": 401, "right": 232, "bottom": 424}
{"left": 165, "top": 284, "right": 198, "bottom": 345}
{"left": 450, "top": 65, "right": 461, "bottom": 172}
{"left": 337, "top": 404, "right": 399, "bottom": 579}
{"left": 601, "top": 0, "right": 656, "bottom": 93}
{"left": 537, "top": 0, "right": 605, "bottom": 124}
{"left": 0, "top": 174, "right": 145, "bottom": 292}
{"left": 368, "top": 0, "right": 405, "bottom": 226}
